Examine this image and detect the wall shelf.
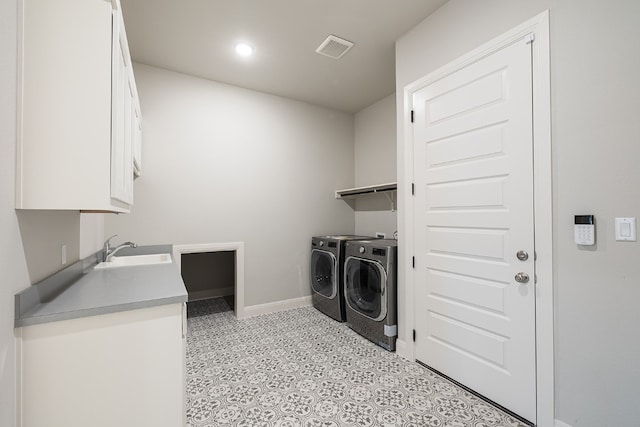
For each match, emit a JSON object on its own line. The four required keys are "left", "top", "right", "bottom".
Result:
{"left": 335, "top": 182, "right": 397, "bottom": 211}
{"left": 335, "top": 182, "right": 397, "bottom": 198}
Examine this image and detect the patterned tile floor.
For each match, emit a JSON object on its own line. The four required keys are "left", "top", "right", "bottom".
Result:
{"left": 186, "top": 298, "right": 528, "bottom": 427}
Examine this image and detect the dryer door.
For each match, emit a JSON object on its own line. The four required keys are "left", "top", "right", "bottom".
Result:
{"left": 344, "top": 257, "right": 387, "bottom": 321}
{"left": 311, "top": 249, "right": 338, "bottom": 298}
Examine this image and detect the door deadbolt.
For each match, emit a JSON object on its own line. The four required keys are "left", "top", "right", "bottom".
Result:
{"left": 516, "top": 250, "right": 529, "bottom": 261}
{"left": 515, "top": 272, "right": 530, "bottom": 283}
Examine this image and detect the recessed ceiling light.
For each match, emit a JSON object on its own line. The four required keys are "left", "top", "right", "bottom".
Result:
{"left": 235, "top": 43, "right": 254, "bottom": 57}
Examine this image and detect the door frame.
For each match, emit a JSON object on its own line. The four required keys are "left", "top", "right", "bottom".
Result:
{"left": 399, "top": 11, "right": 553, "bottom": 426}
{"left": 173, "top": 242, "right": 245, "bottom": 319}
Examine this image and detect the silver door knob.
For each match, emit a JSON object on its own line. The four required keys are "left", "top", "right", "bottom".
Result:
{"left": 515, "top": 272, "right": 530, "bottom": 283}
{"left": 516, "top": 250, "right": 529, "bottom": 261}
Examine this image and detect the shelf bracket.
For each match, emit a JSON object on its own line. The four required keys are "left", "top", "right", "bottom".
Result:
{"left": 383, "top": 191, "right": 396, "bottom": 212}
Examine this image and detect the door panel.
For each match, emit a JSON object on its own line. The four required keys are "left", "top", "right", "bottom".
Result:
{"left": 426, "top": 122, "right": 506, "bottom": 168}
{"left": 426, "top": 311, "right": 508, "bottom": 366}
{"left": 426, "top": 68, "right": 505, "bottom": 124}
{"left": 427, "top": 227, "right": 508, "bottom": 260}
{"left": 427, "top": 269, "right": 507, "bottom": 313}
{"left": 413, "top": 38, "right": 536, "bottom": 422}
{"left": 427, "top": 176, "right": 507, "bottom": 209}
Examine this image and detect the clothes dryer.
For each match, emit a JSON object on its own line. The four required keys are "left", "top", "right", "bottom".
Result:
{"left": 310, "top": 235, "right": 377, "bottom": 322}
{"left": 343, "top": 239, "right": 398, "bottom": 351}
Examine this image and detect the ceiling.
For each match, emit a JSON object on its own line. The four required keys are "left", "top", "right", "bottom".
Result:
{"left": 120, "top": 0, "right": 448, "bottom": 113}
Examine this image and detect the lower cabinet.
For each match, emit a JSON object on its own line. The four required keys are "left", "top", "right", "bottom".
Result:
{"left": 18, "top": 304, "right": 186, "bottom": 427}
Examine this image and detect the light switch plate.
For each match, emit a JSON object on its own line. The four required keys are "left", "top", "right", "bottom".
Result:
{"left": 615, "top": 217, "right": 636, "bottom": 241}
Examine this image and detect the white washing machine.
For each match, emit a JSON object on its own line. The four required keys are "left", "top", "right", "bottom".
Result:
{"left": 310, "top": 235, "right": 378, "bottom": 322}
{"left": 343, "top": 239, "right": 398, "bottom": 351}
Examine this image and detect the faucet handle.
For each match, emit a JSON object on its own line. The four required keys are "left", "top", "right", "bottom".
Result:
{"left": 102, "top": 235, "right": 118, "bottom": 262}
{"left": 104, "top": 234, "right": 118, "bottom": 251}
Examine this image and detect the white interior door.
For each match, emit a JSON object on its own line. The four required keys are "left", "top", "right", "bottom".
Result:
{"left": 412, "top": 37, "right": 536, "bottom": 423}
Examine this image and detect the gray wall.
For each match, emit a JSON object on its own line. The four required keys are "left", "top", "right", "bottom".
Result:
{"left": 79, "top": 213, "right": 104, "bottom": 258}
{"left": 104, "top": 64, "right": 355, "bottom": 307}
{"left": 1, "top": 1, "right": 82, "bottom": 424}
{"left": 353, "top": 94, "right": 398, "bottom": 238}
{"left": 396, "top": 1, "right": 640, "bottom": 425}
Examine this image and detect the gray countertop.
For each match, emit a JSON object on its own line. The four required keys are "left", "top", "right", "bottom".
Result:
{"left": 15, "top": 245, "right": 188, "bottom": 327}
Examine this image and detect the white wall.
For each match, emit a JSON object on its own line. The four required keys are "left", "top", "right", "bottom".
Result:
{"left": 396, "top": 1, "right": 640, "bottom": 426}
{"left": 2, "top": 1, "right": 82, "bottom": 424}
{"left": 353, "top": 94, "right": 397, "bottom": 238}
{"left": 104, "top": 64, "right": 355, "bottom": 307}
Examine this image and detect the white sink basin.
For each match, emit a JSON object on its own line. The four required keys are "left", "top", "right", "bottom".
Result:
{"left": 94, "top": 253, "right": 173, "bottom": 269}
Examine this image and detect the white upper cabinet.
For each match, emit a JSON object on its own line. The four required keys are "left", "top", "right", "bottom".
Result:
{"left": 16, "top": 0, "right": 141, "bottom": 212}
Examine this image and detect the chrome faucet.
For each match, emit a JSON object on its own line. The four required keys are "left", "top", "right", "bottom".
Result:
{"left": 102, "top": 234, "right": 137, "bottom": 262}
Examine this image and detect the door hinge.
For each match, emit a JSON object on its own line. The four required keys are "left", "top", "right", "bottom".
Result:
{"left": 413, "top": 329, "right": 416, "bottom": 342}
{"left": 410, "top": 110, "right": 414, "bottom": 123}
{"left": 412, "top": 256, "right": 415, "bottom": 268}
{"left": 411, "top": 183, "right": 415, "bottom": 195}
{"left": 525, "top": 33, "right": 535, "bottom": 45}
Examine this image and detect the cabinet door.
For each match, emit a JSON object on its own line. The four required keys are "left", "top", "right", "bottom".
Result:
{"left": 110, "top": 10, "right": 134, "bottom": 205}
{"left": 124, "top": 76, "right": 135, "bottom": 198}
{"left": 16, "top": 0, "right": 117, "bottom": 211}
{"left": 133, "top": 103, "right": 142, "bottom": 177}
{"left": 20, "top": 304, "right": 186, "bottom": 427}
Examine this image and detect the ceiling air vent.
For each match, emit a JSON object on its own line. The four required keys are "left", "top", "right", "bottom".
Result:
{"left": 315, "top": 35, "right": 354, "bottom": 60}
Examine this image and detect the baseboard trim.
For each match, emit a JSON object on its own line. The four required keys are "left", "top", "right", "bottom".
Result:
{"left": 243, "top": 296, "right": 312, "bottom": 318}
{"left": 555, "top": 420, "right": 572, "bottom": 427}
{"left": 188, "top": 288, "right": 234, "bottom": 302}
